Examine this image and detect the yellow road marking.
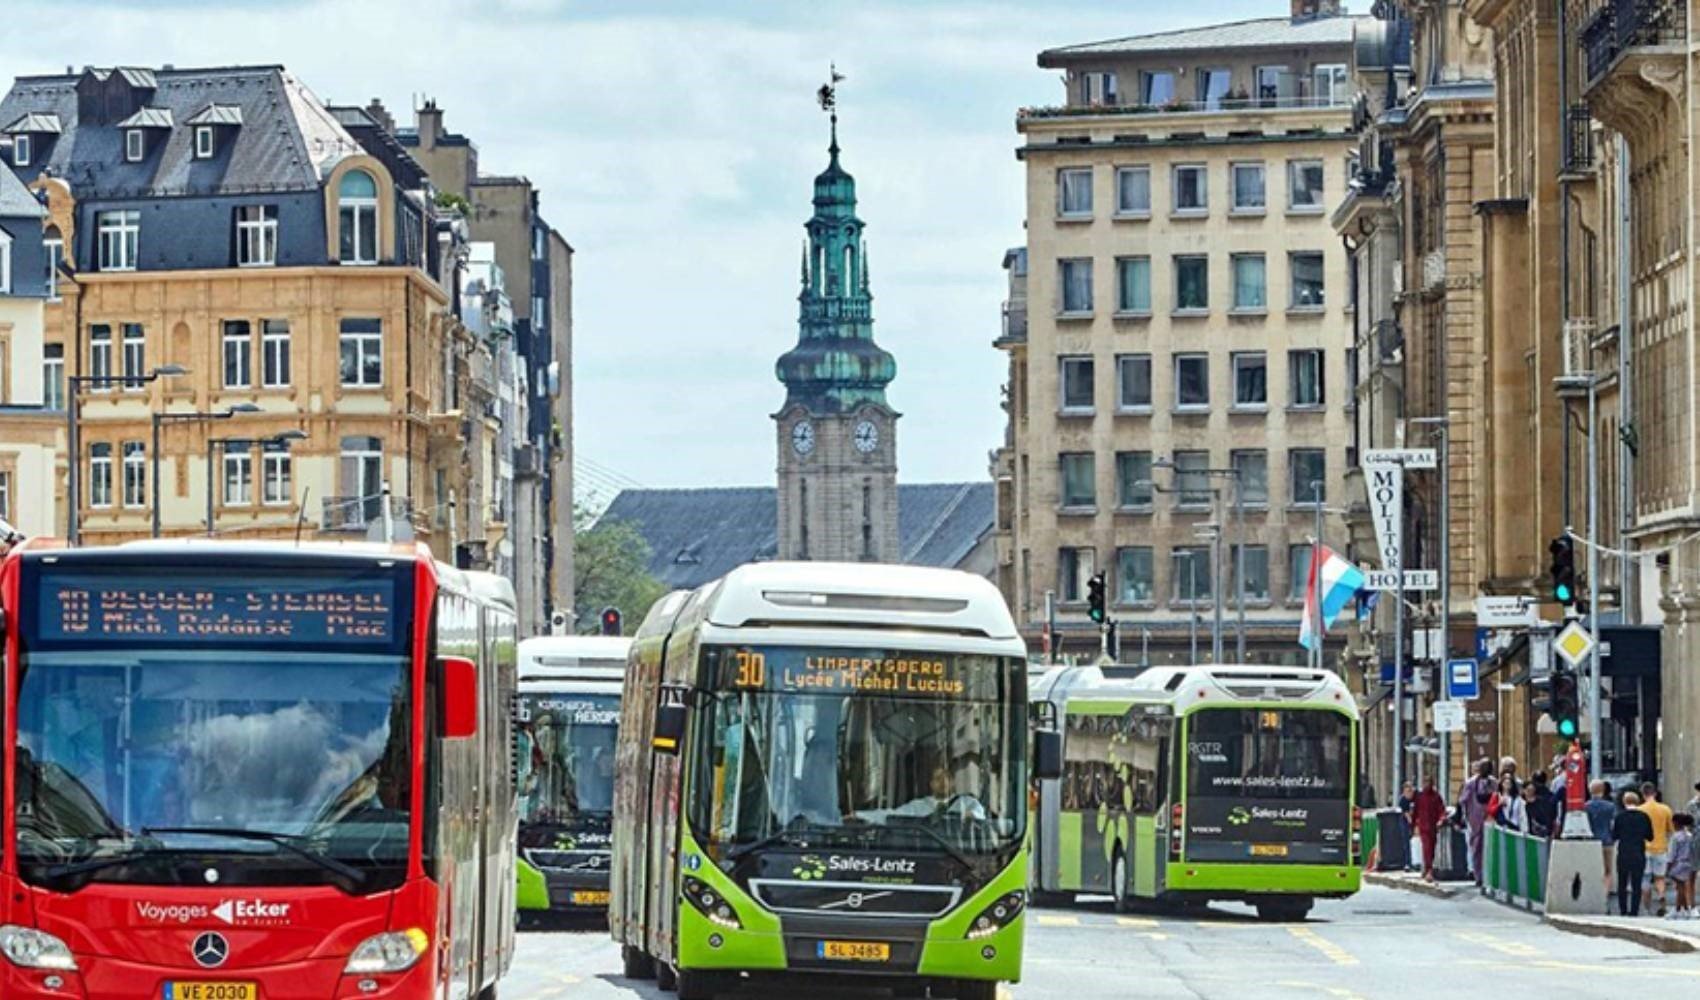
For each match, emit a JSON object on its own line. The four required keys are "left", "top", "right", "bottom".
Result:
{"left": 1452, "top": 930, "right": 1543, "bottom": 958}
{"left": 1287, "top": 925, "right": 1358, "bottom": 966}
{"left": 1143, "top": 931, "right": 1169, "bottom": 941}
{"left": 1037, "top": 914, "right": 1080, "bottom": 927}
{"left": 1463, "top": 958, "right": 1700, "bottom": 980}
{"left": 1115, "top": 916, "right": 1160, "bottom": 928}
{"left": 1276, "top": 981, "right": 1365, "bottom": 999}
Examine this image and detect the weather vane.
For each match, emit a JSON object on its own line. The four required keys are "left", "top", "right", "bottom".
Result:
{"left": 817, "top": 64, "right": 845, "bottom": 114}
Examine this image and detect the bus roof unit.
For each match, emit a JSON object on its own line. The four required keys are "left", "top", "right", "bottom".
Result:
{"left": 697, "top": 561, "right": 1020, "bottom": 639}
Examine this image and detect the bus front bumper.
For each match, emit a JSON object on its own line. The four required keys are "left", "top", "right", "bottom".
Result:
{"left": 1, "top": 952, "right": 438, "bottom": 1000}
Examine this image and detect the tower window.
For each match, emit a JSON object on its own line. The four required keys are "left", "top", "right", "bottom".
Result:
{"left": 862, "top": 481, "right": 874, "bottom": 560}
{"left": 799, "top": 477, "right": 810, "bottom": 559}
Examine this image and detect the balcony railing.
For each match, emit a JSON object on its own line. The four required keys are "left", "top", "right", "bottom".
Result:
{"left": 1582, "top": 0, "right": 1685, "bottom": 84}
{"left": 1019, "top": 94, "right": 1349, "bottom": 121}
{"left": 999, "top": 301, "right": 1027, "bottom": 344}
{"left": 321, "top": 494, "right": 414, "bottom": 532}
{"left": 513, "top": 443, "right": 543, "bottom": 479}
{"left": 1564, "top": 103, "right": 1594, "bottom": 174}
{"left": 1373, "top": 319, "right": 1404, "bottom": 364}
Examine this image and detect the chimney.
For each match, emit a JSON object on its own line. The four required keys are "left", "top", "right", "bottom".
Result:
{"left": 416, "top": 98, "right": 443, "bottom": 150}
{"left": 365, "top": 97, "right": 396, "bottom": 134}
{"left": 1291, "top": 0, "right": 1342, "bottom": 20}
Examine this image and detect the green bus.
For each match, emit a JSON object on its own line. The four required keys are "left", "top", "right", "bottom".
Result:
{"left": 1028, "top": 664, "right": 1363, "bottom": 921}
{"left": 610, "top": 562, "right": 1058, "bottom": 1000}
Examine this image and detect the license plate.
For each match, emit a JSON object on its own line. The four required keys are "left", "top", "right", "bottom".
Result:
{"left": 1250, "top": 844, "right": 1289, "bottom": 858}
{"left": 818, "top": 940, "right": 890, "bottom": 962}
{"left": 166, "top": 983, "right": 258, "bottom": 1000}
{"left": 572, "top": 890, "right": 611, "bottom": 906}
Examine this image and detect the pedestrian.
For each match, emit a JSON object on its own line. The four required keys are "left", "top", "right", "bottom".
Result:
{"left": 1460, "top": 759, "right": 1496, "bottom": 884}
{"left": 1686, "top": 781, "right": 1700, "bottom": 822}
{"left": 1668, "top": 814, "right": 1696, "bottom": 920}
{"left": 1521, "top": 784, "right": 1547, "bottom": 837}
{"left": 1640, "top": 781, "right": 1676, "bottom": 916}
{"left": 1499, "top": 779, "right": 1528, "bottom": 833}
{"left": 1499, "top": 756, "right": 1522, "bottom": 797}
{"left": 1528, "top": 773, "right": 1558, "bottom": 838}
{"left": 1585, "top": 780, "right": 1617, "bottom": 907}
{"left": 1397, "top": 781, "right": 1417, "bottom": 870}
{"left": 1413, "top": 776, "right": 1448, "bottom": 882}
{"left": 1613, "top": 790, "right": 1654, "bottom": 917}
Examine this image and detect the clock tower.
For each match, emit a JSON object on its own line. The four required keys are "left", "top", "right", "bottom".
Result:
{"left": 775, "top": 82, "right": 898, "bottom": 563}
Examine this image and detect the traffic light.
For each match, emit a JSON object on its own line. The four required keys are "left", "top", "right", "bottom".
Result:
{"left": 1086, "top": 572, "right": 1107, "bottom": 624}
{"left": 1548, "top": 535, "right": 1577, "bottom": 606}
{"left": 1550, "top": 665, "right": 1581, "bottom": 740}
{"left": 600, "top": 607, "right": 623, "bottom": 636}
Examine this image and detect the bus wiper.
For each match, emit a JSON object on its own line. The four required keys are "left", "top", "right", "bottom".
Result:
{"left": 724, "top": 815, "right": 819, "bottom": 863}
{"left": 889, "top": 819, "right": 975, "bottom": 871}
{"left": 43, "top": 842, "right": 168, "bottom": 880}
{"left": 143, "top": 826, "right": 367, "bottom": 885}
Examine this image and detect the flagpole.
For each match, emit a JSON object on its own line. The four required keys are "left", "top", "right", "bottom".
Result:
{"left": 1312, "top": 482, "right": 1324, "bottom": 673}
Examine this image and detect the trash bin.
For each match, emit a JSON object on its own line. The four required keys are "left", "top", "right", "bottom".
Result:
{"left": 1374, "top": 808, "right": 1410, "bottom": 871}
{"left": 1432, "top": 824, "right": 1469, "bottom": 881}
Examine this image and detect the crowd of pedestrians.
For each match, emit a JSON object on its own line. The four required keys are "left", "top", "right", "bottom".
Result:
{"left": 1395, "top": 757, "right": 1700, "bottom": 919}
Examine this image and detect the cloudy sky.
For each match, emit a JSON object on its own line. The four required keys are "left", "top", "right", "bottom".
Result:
{"left": 4, "top": 0, "right": 1278, "bottom": 498}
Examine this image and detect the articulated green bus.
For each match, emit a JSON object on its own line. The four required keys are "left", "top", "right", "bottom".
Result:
{"left": 1029, "top": 664, "right": 1362, "bottom": 921}
{"left": 611, "top": 562, "right": 1055, "bottom": 1000}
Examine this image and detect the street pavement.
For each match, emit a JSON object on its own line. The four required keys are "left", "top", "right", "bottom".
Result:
{"left": 503, "top": 885, "right": 1700, "bottom": 999}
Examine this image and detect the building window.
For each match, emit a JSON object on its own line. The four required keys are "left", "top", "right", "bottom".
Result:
{"left": 1116, "top": 546, "right": 1154, "bottom": 604}
{"left": 1291, "top": 449, "right": 1326, "bottom": 504}
{"left": 0, "top": 230, "right": 10, "bottom": 294}
{"left": 1115, "top": 166, "right": 1150, "bottom": 216}
{"left": 0, "top": 470, "right": 9, "bottom": 520}
{"left": 97, "top": 210, "right": 140, "bottom": 271}
{"left": 124, "top": 129, "right": 144, "bottom": 162}
{"left": 262, "top": 441, "right": 292, "bottom": 506}
{"left": 1057, "top": 168, "right": 1093, "bottom": 218}
{"left": 1172, "top": 165, "right": 1207, "bottom": 214}
{"left": 1059, "top": 356, "right": 1094, "bottom": 413}
{"left": 1196, "top": 67, "right": 1232, "bottom": 110}
{"left": 222, "top": 320, "right": 251, "bottom": 389}
{"left": 88, "top": 325, "right": 112, "bottom": 392}
{"left": 43, "top": 228, "right": 62, "bottom": 299}
{"left": 1058, "top": 547, "right": 1095, "bottom": 602}
{"left": 1290, "top": 349, "right": 1325, "bottom": 407}
{"left": 1174, "top": 354, "right": 1208, "bottom": 410}
{"left": 1060, "top": 452, "right": 1096, "bottom": 509}
{"left": 1078, "top": 71, "right": 1119, "bottom": 106}
{"left": 89, "top": 443, "right": 113, "bottom": 508}
{"left": 338, "top": 169, "right": 379, "bottom": 265}
{"left": 1175, "top": 255, "right": 1208, "bottom": 312}
{"left": 1115, "top": 451, "right": 1152, "bottom": 509}
{"left": 1231, "top": 449, "right": 1268, "bottom": 506}
{"left": 1058, "top": 258, "right": 1093, "bottom": 315}
{"left": 237, "top": 205, "right": 278, "bottom": 267}
{"left": 12, "top": 134, "right": 28, "bottom": 167}
{"left": 1256, "top": 65, "right": 1292, "bottom": 106}
{"left": 1231, "top": 352, "right": 1267, "bottom": 408}
{"left": 1174, "top": 449, "right": 1212, "bottom": 506}
{"left": 1288, "top": 159, "right": 1325, "bottom": 211}
{"left": 1116, "top": 353, "right": 1151, "bottom": 411}
{"left": 122, "top": 441, "right": 146, "bottom": 508}
{"left": 1231, "top": 254, "right": 1266, "bottom": 311}
{"left": 1172, "top": 548, "right": 1212, "bottom": 602}
{"left": 1290, "top": 252, "right": 1325, "bottom": 308}
{"left": 1230, "top": 162, "right": 1265, "bottom": 211}
{"left": 1116, "top": 256, "right": 1151, "bottom": 314}
{"left": 1289, "top": 544, "right": 1315, "bottom": 601}
{"left": 222, "top": 444, "right": 253, "bottom": 506}
{"left": 1313, "top": 64, "right": 1349, "bottom": 105}
{"left": 339, "top": 318, "right": 383, "bottom": 387}
{"left": 262, "top": 319, "right": 291, "bottom": 387}
{"left": 194, "top": 126, "right": 213, "bottom": 159}
{"left": 121, "top": 323, "right": 145, "bottom": 391}
{"left": 1140, "top": 71, "right": 1175, "bottom": 105}
{"left": 43, "top": 344, "right": 63, "bottom": 410}
{"left": 1231, "top": 545, "right": 1271, "bottom": 601}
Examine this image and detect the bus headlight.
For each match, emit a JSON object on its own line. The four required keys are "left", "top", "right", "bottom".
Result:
{"left": 0, "top": 926, "right": 77, "bottom": 970}
{"left": 344, "top": 928, "right": 429, "bottom": 974}
{"left": 682, "top": 876, "right": 743, "bottom": 929}
{"left": 965, "top": 891, "right": 1025, "bottom": 940}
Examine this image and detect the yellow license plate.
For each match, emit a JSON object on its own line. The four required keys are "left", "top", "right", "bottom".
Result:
{"left": 572, "top": 890, "right": 611, "bottom": 905}
{"left": 167, "top": 983, "right": 257, "bottom": 1000}
{"left": 819, "top": 940, "right": 890, "bottom": 962}
{"left": 1251, "top": 844, "right": 1289, "bottom": 858}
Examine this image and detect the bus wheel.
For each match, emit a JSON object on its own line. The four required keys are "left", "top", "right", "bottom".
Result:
{"left": 952, "top": 979, "right": 999, "bottom": 1000}
{"left": 1255, "top": 898, "right": 1312, "bottom": 922}
{"left": 621, "top": 945, "right": 656, "bottom": 980}
{"left": 1111, "top": 854, "right": 1133, "bottom": 914}
{"left": 656, "top": 961, "right": 679, "bottom": 991}
{"left": 676, "top": 969, "right": 723, "bottom": 1000}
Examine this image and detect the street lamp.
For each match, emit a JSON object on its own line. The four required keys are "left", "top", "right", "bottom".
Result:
{"left": 66, "top": 364, "right": 187, "bottom": 544}
{"left": 1138, "top": 474, "right": 1225, "bottom": 664}
{"left": 1154, "top": 457, "right": 1248, "bottom": 661}
{"left": 205, "top": 429, "right": 308, "bottom": 536}
{"left": 151, "top": 403, "right": 262, "bottom": 538}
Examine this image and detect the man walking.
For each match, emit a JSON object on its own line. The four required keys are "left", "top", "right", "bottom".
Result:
{"left": 1614, "top": 791, "right": 1655, "bottom": 917}
{"left": 1460, "top": 759, "right": 1496, "bottom": 884}
{"left": 1585, "top": 780, "right": 1616, "bottom": 906}
{"left": 1413, "top": 777, "right": 1448, "bottom": 882}
{"left": 1640, "top": 782, "right": 1676, "bottom": 916}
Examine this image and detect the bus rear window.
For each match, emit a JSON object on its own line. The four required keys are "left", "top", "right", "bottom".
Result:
{"left": 1185, "top": 708, "right": 1350, "bottom": 800}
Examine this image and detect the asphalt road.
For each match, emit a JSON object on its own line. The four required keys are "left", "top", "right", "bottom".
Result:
{"left": 503, "top": 886, "right": 1700, "bottom": 999}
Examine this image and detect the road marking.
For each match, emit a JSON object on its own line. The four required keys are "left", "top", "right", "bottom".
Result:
{"left": 1143, "top": 931, "right": 1169, "bottom": 941}
{"left": 1287, "top": 925, "right": 1358, "bottom": 966}
{"left": 1115, "top": 916, "right": 1159, "bottom": 928}
{"left": 1463, "top": 958, "right": 1700, "bottom": 980}
{"left": 1452, "top": 930, "right": 1543, "bottom": 958}
{"left": 1037, "top": 914, "right": 1081, "bottom": 927}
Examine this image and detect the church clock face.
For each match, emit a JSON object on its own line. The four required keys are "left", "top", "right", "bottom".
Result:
{"left": 853, "top": 420, "right": 880, "bottom": 454}
{"left": 791, "top": 420, "right": 816, "bottom": 456}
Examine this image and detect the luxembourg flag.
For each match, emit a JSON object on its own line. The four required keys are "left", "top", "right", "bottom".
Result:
{"left": 1298, "top": 544, "right": 1366, "bottom": 651}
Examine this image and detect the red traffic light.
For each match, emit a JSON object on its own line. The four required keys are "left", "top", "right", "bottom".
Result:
{"left": 600, "top": 607, "right": 623, "bottom": 635}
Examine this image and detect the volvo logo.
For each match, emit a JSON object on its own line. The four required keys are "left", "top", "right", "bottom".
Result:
{"left": 192, "top": 932, "right": 230, "bottom": 968}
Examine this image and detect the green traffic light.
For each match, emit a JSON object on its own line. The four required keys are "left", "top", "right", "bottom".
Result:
{"left": 1555, "top": 583, "right": 1573, "bottom": 603}
{"left": 1557, "top": 718, "right": 1578, "bottom": 738}
{"left": 1088, "top": 609, "right": 1105, "bottom": 624}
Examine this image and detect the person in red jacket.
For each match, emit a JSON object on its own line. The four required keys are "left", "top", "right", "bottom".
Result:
{"left": 1413, "top": 776, "right": 1449, "bottom": 882}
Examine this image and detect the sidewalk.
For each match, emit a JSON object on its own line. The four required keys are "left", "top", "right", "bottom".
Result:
{"left": 1362, "top": 869, "right": 1472, "bottom": 900}
{"left": 1545, "top": 913, "right": 1700, "bottom": 954}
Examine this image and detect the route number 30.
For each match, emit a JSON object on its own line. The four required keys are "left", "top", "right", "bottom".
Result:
{"left": 734, "top": 651, "right": 766, "bottom": 688}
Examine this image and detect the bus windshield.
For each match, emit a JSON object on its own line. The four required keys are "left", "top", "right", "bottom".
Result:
{"left": 517, "top": 693, "right": 619, "bottom": 823}
{"left": 1185, "top": 707, "right": 1351, "bottom": 800}
{"left": 688, "top": 646, "right": 1025, "bottom": 860}
{"left": 15, "top": 649, "right": 411, "bottom": 888}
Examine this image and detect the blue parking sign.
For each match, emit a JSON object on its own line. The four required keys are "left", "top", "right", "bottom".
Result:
{"left": 1446, "top": 658, "right": 1479, "bottom": 700}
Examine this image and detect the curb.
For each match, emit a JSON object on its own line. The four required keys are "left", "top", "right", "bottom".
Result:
{"left": 1362, "top": 871, "right": 1468, "bottom": 900}
{"left": 1544, "top": 914, "right": 1700, "bottom": 954}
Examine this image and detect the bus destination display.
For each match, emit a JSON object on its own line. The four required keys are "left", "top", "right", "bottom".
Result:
{"left": 35, "top": 573, "right": 398, "bottom": 648}
{"left": 716, "top": 646, "right": 1009, "bottom": 699}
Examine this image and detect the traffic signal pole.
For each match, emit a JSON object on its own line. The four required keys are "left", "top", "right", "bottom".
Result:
{"left": 1586, "top": 374, "right": 1602, "bottom": 776}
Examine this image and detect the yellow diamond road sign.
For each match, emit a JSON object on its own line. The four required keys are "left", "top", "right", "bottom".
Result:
{"left": 1555, "top": 622, "right": 1595, "bottom": 665}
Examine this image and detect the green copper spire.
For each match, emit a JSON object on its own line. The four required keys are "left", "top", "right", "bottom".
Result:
{"left": 777, "top": 71, "right": 895, "bottom": 414}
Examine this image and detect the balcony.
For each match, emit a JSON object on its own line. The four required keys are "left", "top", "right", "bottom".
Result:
{"left": 1018, "top": 93, "right": 1349, "bottom": 122}
{"left": 1563, "top": 318, "right": 1597, "bottom": 377}
{"left": 1582, "top": 0, "right": 1685, "bottom": 86}
{"left": 321, "top": 494, "right": 414, "bottom": 533}
{"left": 1563, "top": 103, "right": 1595, "bottom": 175}
{"left": 997, "top": 301, "right": 1027, "bottom": 347}
{"left": 513, "top": 442, "right": 543, "bottom": 480}
{"left": 1373, "top": 319, "right": 1404, "bottom": 365}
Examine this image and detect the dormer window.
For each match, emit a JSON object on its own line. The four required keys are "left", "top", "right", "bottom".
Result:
{"left": 124, "top": 129, "right": 144, "bottom": 162}
{"left": 338, "top": 169, "right": 379, "bottom": 265}
{"left": 194, "top": 126, "right": 213, "bottom": 159}
{"left": 12, "top": 134, "right": 29, "bottom": 167}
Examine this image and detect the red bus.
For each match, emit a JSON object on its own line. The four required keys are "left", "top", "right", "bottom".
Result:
{"left": 0, "top": 540, "right": 518, "bottom": 1000}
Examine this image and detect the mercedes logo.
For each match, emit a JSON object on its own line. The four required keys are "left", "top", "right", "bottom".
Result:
{"left": 192, "top": 932, "right": 229, "bottom": 969}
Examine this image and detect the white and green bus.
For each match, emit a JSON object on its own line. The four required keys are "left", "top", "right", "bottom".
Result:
{"left": 515, "top": 635, "right": 629, "bottom": 920}
{"left": 611, "top": 562, "right": 1059, "bottom": 1000}
{"left": 1029, "top": 664, "right": 1363, "bottom": 921}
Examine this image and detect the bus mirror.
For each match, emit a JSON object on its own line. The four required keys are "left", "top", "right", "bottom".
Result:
{"left": 1034, "top": 729, "right": 1063, "bottom": 781}
{"left": 440, "top": 656, "right": 478, "bottom": 740}
{"left": 653, "top": 698, "right": 687, "bottom": 755}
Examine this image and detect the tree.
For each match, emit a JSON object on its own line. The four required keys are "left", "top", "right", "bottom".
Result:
{"left": 572, "top": 506, "right": 667, "bottom": 635}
